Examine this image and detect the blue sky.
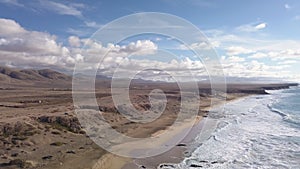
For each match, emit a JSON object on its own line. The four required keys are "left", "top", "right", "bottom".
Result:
{"left": 0, "top": 0, "right": 299, "bottom": 81}
{"left": 1, "top": 0, "right": 299, "bottom": 39}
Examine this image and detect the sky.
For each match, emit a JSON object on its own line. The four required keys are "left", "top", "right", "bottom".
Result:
{"left": 0, "top": 0, "right": 300, "bottom": 82}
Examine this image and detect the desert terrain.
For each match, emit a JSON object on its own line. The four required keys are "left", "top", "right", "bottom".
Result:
{"left": 0, "top": 66, "right": 297, "bottom": 169}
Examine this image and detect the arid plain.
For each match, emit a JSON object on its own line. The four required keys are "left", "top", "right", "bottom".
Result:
{"left": 0, "top": 66, "right": 297, "bottom": 169}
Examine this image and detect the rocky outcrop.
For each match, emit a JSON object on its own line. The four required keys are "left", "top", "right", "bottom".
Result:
{"left": 227, "top": 89, "right": 269, "bottom": 94}
{"left": 227, "top": 83, "right": 299, "bottom": 95}
{"left": 37, "top": 116, "right": 83, "bottom": 133}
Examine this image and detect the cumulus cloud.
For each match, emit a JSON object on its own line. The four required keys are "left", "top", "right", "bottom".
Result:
{"left": 0, "top": 19, "right": 65, "bottom": 55}
{"left": 78, "top": 39, "right": 158, "bottom": 63}
{"left": 68, "top": 36, "right": 81, "bottom": 47}
{"left": 220, "top": 54, "right": 279, "bottom": 78}
{"left": 220, "top": 56, "right": 292, "bottom": 78}
{"left": 0, "top": 18, "right": 161, "bottom": 72}
{"left": 94, "top": 56, "right": 206, "bottom": 81}
{"left": 119, "top": 40, "right": 158, "bottom": 56}
{"left": 0, "top": 18, "right": 298, "bottom": 81}
{"left": 0, "top": 18, "right": 26, "bottom": 35}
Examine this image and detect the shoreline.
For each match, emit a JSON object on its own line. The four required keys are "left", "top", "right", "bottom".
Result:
{"left": 93, "top": 93, "right": 251, "bottom": 169}
{"left": 128, "top": 94, "right": 251, "bottom": 169}
{"left": 171, "top": 87, "right": 300, "bottom": 168}
{"left": 0, "top": 83, "right": 297, "bottom": 169}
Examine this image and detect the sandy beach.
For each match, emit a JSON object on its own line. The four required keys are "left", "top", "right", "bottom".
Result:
{"left": 92, "top": 93, "right": 246, "bottom": 169}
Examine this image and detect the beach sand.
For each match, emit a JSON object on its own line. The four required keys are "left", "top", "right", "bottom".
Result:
{"left": 92, "top": 94, "right": 247, "bottom": 169}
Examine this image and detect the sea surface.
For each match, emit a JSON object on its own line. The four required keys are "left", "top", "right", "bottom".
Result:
{"left": 162, "top": 86, "right": 300, "bottom": 169}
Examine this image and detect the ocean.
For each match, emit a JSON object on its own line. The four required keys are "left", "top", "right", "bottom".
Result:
{"left": 166, "top": 86, "right": 300, "bottom": 169}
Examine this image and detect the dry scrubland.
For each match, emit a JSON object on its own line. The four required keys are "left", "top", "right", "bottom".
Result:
{"left": 0, "top": 66, "right": 297, "bottom": 169}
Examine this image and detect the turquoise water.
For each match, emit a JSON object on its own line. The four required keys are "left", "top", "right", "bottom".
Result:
{"left": 161, "top": 86, "right": 300, "bottom": 169}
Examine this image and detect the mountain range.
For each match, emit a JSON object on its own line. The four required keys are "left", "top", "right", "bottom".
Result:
{"left": 0, "top": 66, "right": 72, "bottom": 88}
{"left": 0, "top": 66, "right": 71, "bottom": 81}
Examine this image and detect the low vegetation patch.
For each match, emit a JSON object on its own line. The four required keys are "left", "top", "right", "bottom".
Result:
{"left": 1, "top": 121, "right": 39, "bottom": 139}
{"left": 50, "top": 141, "right": 65, "bottom": 146}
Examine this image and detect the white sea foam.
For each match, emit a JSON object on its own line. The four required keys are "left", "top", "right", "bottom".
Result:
{"left": 164, "top": 89, "right": 300, "bottom": 169}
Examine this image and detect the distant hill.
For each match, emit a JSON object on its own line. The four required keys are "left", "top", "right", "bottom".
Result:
{"left": 1, "top": 66, "right": 297, "bottom": 90}
{"left": 0, "top": 66, "right": 71, "bottom": 88}
{"left": 0, "top": 66, "right": 71, "bottom": 81}
{"left": 36, "top": 69, "right": 71, "bottom": 81}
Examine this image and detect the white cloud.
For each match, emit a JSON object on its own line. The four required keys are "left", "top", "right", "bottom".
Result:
{"left": 248, "top": 52, "right": 268, "bottom": 59}
{"left": 247, "top": 48, "right": 300, "bottom": 62}
{"left": 236, "top": 22, "right": 267, "bottom": 32}
{"left": 68, "top": 2, "right": 86, "bottom": 9}
{"left": 39, "top": 0, "right": 83, "bottom": 17}
{"left": 226, "top": 46, "right": 254, "bottom": 55}
{"left": 0, "top": 0, "right": 23, "bottom": 7}
{"left": 77, "top": 39, "right": 158, "bottom": 64}
{"left": 279, "top": 60, "right": 298, "bottom": 65}
{"left": 227, "top": 56, "right": 245, "bottom": 62}
{"left": 68, "top": 36, "right": 81, "bottom": 47}
{"left": 0, "top": 20, "right": 81, "bottom": 68}
{"left": 285, "top": 4, "right": 291, "bottom": 9}
{"left": 0, "top": 18, "right": 298, "bottom": 81}
{"left": 208, "top": 29, "right": 300, "bottom": 56}
{"left": 207, "top": 31, "right": 272, "bottom": 50}
{"left": 121, "top": 40, "right": 158, "bottom": 56}
{"left": 0, "top": 19, "right": 65, "bottom": 56}
{"left": 220, "top": 57, "right": 292, "bottom": 78}
{"left": 281, "top": 49, "right": 300, "bottom": 56}
{"left": 267, "top": 51, "right": 279, "bottom": 58}
{"left": 0, "top": 18, "right": 26, "bottom": 35}
{"left": 248, "top": 49, "right": 300, "bottom": 61}
{"left": 179, "top": 41, "right": 220, "bottom": 50}
{"left": 196, "top": 28, "right": 300, "bottom": 80}
{"left": 0, "top": 18, "right": 163, "bottom": 71}
{"left": 95, "top": 56, "right": 206, "bottom": 81}
{"left": 84, "top": 21, "right": 103, "bottom": 29}
{"left": 255, "top": 23, "right": 267, "bottom": 30}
